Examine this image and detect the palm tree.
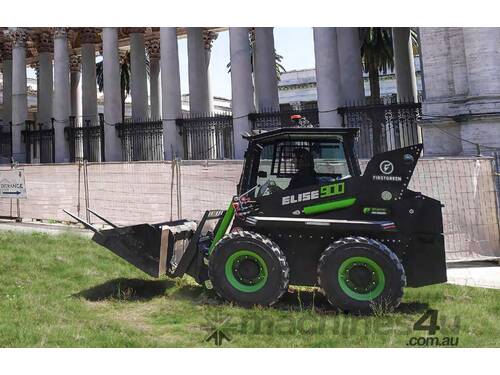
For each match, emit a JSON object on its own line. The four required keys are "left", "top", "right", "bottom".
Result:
{"left": 226, "top": 31, "right": 286, "bottom": 81}
{"left": 359, "top": 28, "right": 420, "bottom": 154}
{"left": 96, "top": 51, "right": 150, "bottom": 121}
{"left": 360, "top": 27, "right": 419, "bottom": 102}
{"left": 359, "top": 27, "right": 394, "bottom": 102}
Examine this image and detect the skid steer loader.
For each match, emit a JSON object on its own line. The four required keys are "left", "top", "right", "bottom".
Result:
{"left": 65, "top": 127, "right": 447, "bottom": 313}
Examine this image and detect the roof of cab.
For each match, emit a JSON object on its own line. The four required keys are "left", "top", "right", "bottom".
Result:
{"left": 243, "top": 127, "right": 360, "bottom": 143}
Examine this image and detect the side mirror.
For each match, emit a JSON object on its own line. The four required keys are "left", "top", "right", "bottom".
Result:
{"left": 257, "top": 171, "right": 268, "bottom": 178}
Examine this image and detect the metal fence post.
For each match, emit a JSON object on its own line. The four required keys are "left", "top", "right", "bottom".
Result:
{"left": 51, "top": 119, "right": 55, "bottom": 163}
{"left": 494, "top": 152, "right": 500, "bottom": 238}
{"left": 99, "top": 113, "right": 105, "bottom": 162}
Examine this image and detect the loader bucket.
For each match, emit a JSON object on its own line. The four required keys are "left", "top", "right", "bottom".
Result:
{"left": 92, "top": 220, "right": 196, "bottom": 278}
{"left": 63, "top": 209, "right": 197, "bottom": 278}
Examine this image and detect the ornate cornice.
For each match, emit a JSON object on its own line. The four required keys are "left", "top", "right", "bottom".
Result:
{"left": 203, "top": 29, "right": 218, "bottom": 50}
{"left": 69, "top": 53, "right": 81, "bottom": 72}
{"left": 53, "top": 27, "right": 69, "bottom": 39}
{"left": 29, "top": 61, "right": 39, "bottom": 70}
{"left": 79, "top": 27, "right": 100, "bottom": 45}
{"left": 146, "top": 38, "right": 160, "bottom": 59}
{"left": 33, "top": 31, "right": 53, "bottom": 53}
{"left": 127, "top": 27, "right": 146, "bottom": 35}
{"left": 1, "top": 41, "right": 12, "bottom": 60}
{"left": 119, "top": 27, "right": 153, "bottom": 38}
{"left": 9, "top": 28, "right": 29, "bottom": 48}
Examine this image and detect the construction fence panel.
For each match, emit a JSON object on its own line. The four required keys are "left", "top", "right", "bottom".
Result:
{"left": 409, "top": 157, "right": 500, "bottom": 261}
{"left": 0, "top": 157, "right": 498, "bottom": 262}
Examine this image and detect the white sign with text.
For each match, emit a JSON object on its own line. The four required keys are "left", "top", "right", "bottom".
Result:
{"left": 0, "top": 169, "right": 27, "bottom": 199}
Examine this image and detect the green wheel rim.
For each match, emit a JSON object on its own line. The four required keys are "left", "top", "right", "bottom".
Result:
{"left": 337, "top": 256, "right": 385, "bottom": 301}
{"left": 225, "top": 250, "right": 268, "bottom": 293}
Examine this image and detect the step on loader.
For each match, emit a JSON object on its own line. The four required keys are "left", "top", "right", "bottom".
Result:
{"left": 65, "top": 127, "right": 447, "bottom": 314}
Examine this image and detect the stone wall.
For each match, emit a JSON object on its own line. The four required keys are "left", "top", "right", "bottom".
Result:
{"left": 420, "top": 27, "right": 500, "bottom": 156}
{"left": 0, "top": 157, "right": 499, "bottom": 262}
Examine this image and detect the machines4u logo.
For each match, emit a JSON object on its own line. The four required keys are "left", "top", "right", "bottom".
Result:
{"left": 282, "top": 182, "right": 345, "bottom": 206}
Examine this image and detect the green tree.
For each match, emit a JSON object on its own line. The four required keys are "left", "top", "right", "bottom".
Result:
{"left": 360, "top": 27, "right": 419, "bottom": 102}
{"left": 226, "top": 31, "right": 286, "bottom": 81}
{"left": 96, "top": 51, "right": 150, "bottom": 121}
{"left": 359, "top": 28, "right": 419, "bottom": 154}
{"left": 359, "top": 27, "right": 394, "bottom": 102}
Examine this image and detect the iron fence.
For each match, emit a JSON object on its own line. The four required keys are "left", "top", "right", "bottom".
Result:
{"left": 21, "top": 121, "right": 55, "bottom": 163}
{"left": 249, "top": 103, "right": 320, "bottom": 130}
{"left": 176, "top": 113, "right": 234, "bottom": 160}
{"left": 65, "top": 115, "right": 105, "bottom": 162}
{"left": 115, "top": 117, "right": 163, "bottom": 161}
{"left": 0, "top": 123, "right": 12, "bottom": 162}
{"left": 338, "top": 99, "right": 422, "bottom": 158}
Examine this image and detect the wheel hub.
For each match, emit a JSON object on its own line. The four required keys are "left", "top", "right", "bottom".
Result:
{"left": 344, "top": 263, "right": 377, "bottom": 293}
{"left": 337, "top": 256, "right": 386, "bottom": 301}
{"left": 225, "top": 250, "right": 269, "bottom": 293}
{"left": 233, "top": 256, "right": 263, "bottom": 285}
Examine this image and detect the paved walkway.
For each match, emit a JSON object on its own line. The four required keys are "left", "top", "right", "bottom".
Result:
{"left": 447, "top": 262, "right": 500, "bottom": 289}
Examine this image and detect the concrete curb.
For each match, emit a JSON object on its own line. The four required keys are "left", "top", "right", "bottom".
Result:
{"left": 0, "top": 220, "right": 93, "bottom": 238}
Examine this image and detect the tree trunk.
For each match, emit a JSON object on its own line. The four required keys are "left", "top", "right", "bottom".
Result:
{"left": 368, "top": 67, "right": 381, "bottom": 102}
{"left": 121, "top": 89, "right": 126, "bottom": 122}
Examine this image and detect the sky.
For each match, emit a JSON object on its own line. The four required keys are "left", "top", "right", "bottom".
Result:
{"left": 177, "top": 27, "right": 315, "bottom": 98}
{"left": 26, "top": 28, "right": 316, "bottom": 100}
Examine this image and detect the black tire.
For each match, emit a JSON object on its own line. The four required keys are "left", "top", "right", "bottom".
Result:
{"left": 208, "top": 230, "right": 289, "bottom": 307}
{"left": 317, "top": 236, "right": 405, "bottom": 314}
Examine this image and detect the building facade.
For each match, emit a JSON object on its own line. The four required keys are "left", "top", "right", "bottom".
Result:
{"left": 278, "top": 59, "right": 423, "bottom": 107}
{"left": 0, "top": 27, "right": 498, "bottom": 163}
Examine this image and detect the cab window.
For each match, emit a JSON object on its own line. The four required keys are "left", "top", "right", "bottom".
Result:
{"left": 255, "top": 139, "right": 350, "bottom": 197}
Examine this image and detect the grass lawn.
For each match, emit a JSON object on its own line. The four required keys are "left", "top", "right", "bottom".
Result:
{"left": 0, "top": 230, "right": 499, "bottom": 347}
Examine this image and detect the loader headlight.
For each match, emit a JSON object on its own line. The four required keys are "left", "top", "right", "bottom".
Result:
{"left": 403, "top": 153, "right": 415, "bottom": 164}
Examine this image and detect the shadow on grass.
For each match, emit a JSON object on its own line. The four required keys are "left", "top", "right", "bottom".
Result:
{"left": 75, "top": 278, "right": 175, "bottom": 302}
{"left": 276, "top": 289, "right": 429, "bottom": 315}
{"left": 76, "top": 278, "right": 429, "bottom": 315}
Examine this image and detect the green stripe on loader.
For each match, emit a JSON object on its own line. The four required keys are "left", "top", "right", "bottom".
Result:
{"left": 208, "top": 201, "right": 235, "bottom": 255}
{"left": 303, "top": 197, "right": 357, "bottom": 215}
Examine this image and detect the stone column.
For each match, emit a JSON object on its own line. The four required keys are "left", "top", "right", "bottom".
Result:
{"left": 52, "top": 28, "right": 71, "bottom": 162}
{"left": 313, "top": 27, "right": 343, "bottom": 127}
{"left": 10, "top": 29, "right": 28, "bottom": 163}
{"left": 35, "top": 31, "right": 53, "bottom": 127}
{"left": 229, "top": 27, "right": 255, "bottom": 158}
{"left": 33, "top": 62, "right": 40, "bottom": 116}
{"left": 416, "top": 28, "right": 426, "bottom": 100}
{"left": 146, "top": 38, "right": 161, "bottom": 119}
{"left": 70, "top": 53, "right": 82, "bottom": 118}
{"left": 80, "top": 28, "right": 99, "bottom": 118}
{"left": 253, "top": 27, "right": 279, "bottom": 111}
{"left": 187, "top": 27, "right": 210, "bottom": 113}
{"left": 129, "top": 28, "right": 149, "bottom": 120}
{"left": 160, "top": 27, "right": 183, "bottom": 160}
{"left": 392, "top": 27, "right": 418, "bottom": 102}
{"left": 1, "top": 41, "right": 12, "bottom": 127}
{"left": 102, "top": 27, "right": 122, "bottom": 161}
{"left": 337, "top": 27, "right": 365, "bottom": 105}
{"left": 203, "top": 30, "right": 218, "bottom": 112}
